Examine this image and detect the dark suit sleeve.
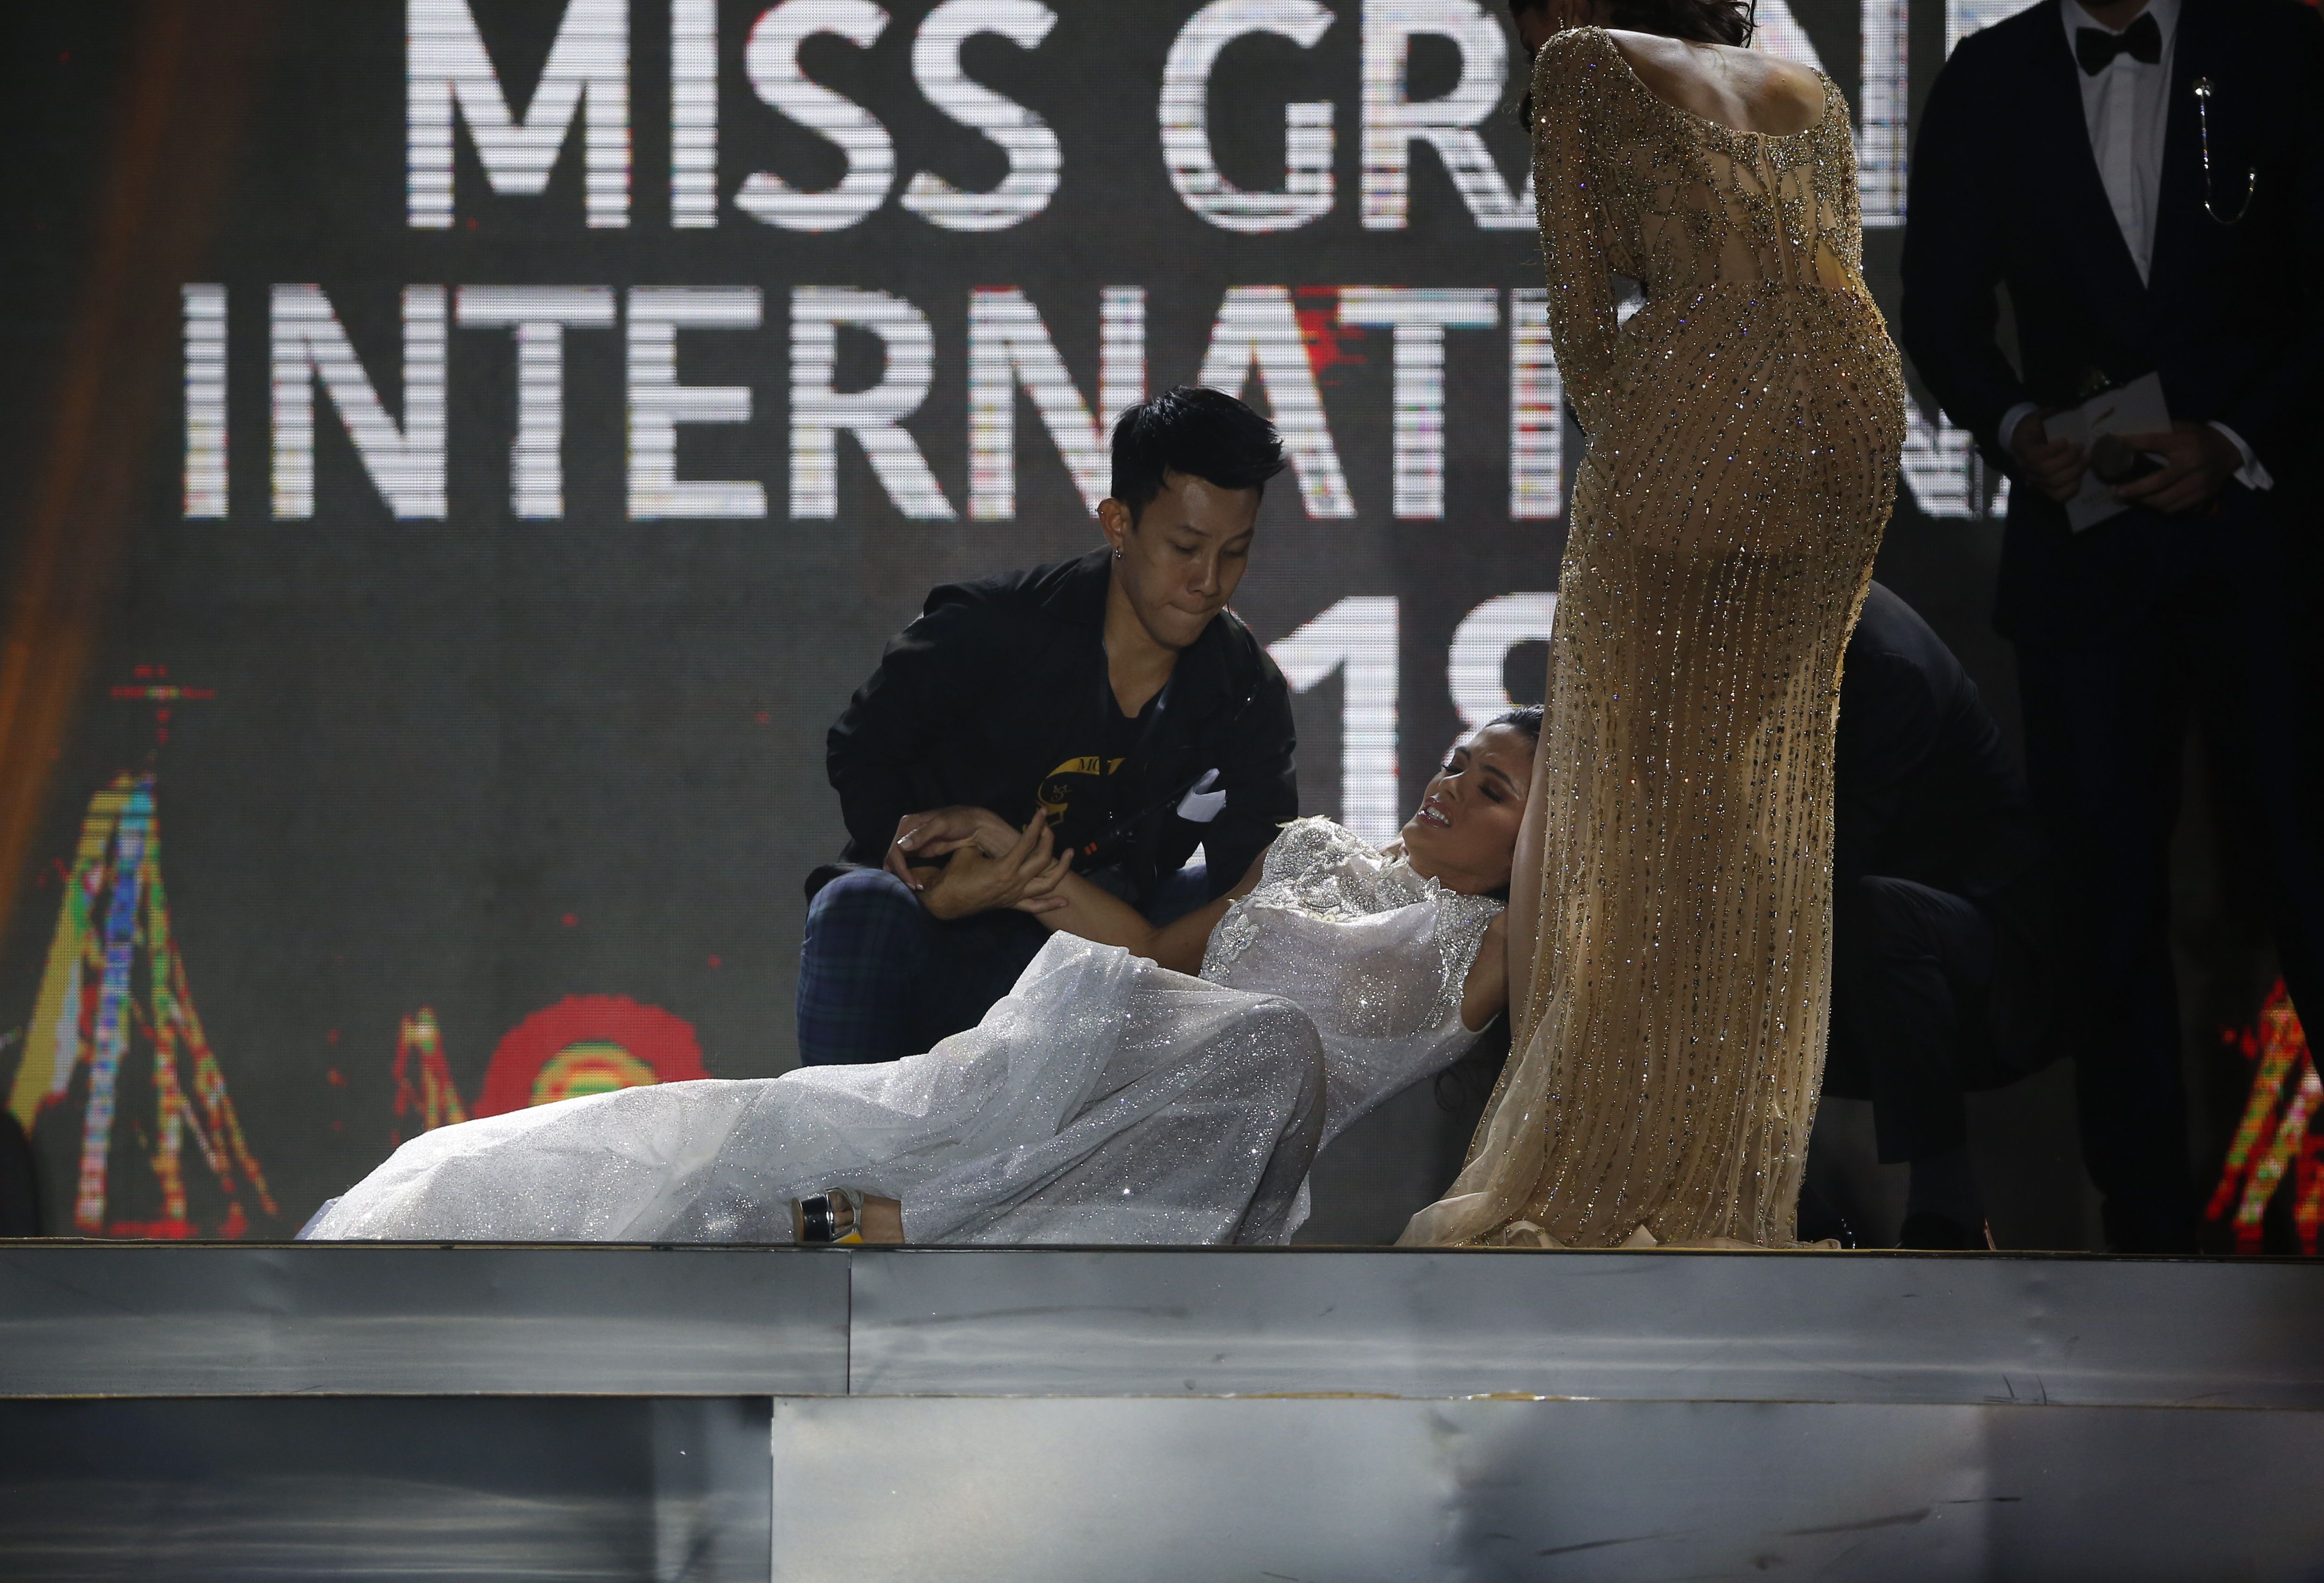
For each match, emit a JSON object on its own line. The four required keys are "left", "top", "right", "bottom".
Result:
{"left": 2218, "top": 5, "right": 2324, "bottom": 473}
{"left": 825, "top": 599, "right": 980, "bottom": 864}
{"left": 1901, "top": 43, "right": 2032, "bottom": 457}
{"left": 1191, "top": 655, "right": 1299, "bottom": 897}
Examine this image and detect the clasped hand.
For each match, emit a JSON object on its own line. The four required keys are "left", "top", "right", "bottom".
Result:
{"left": 2010, "top": 414, "right": 2240, "bottom": 516}
{"left": 887, "top": 806, "right": 1071, "bottom": 920}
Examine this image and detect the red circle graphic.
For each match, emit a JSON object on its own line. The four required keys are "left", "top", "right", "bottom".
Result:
{"left": 474, "top": 995, "right": 708, "bottom": 1117}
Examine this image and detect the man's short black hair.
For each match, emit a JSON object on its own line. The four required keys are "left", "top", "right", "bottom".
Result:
{"left": 1109, "top": 385, "right": 1289, "bottom": 525}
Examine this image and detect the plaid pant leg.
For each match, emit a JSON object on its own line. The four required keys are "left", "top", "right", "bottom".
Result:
{"left": 796, "top": 868, "right": 931, "bottom": 1065}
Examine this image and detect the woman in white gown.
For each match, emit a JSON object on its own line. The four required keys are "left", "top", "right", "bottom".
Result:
{"left": 304, "top": 713, "right": 1536, "bottom": 1246}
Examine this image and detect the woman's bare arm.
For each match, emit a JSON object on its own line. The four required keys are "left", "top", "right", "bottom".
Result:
{"left": 924, "top": 810, "right": 1275, "bottom": 974}
{"left": 912, "top": 814, "right": 1072, "bottom": 920}
{"left": 1461, "top": 911, "right": 1512, "bottom": 1034}
{"left": 1030, "top": 851, "right": 1269, "bottom": 976}
{"left": 1504, "top": 721, "right": 1549, "bottom": 1046}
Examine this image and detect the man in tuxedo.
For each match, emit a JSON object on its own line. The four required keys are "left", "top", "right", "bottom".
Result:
{"left": 1901, "top": 0, "right": 2323, "bottom": 1250}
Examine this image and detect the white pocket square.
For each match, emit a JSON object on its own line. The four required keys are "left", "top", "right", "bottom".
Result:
{"left": 1177, "top": 769, "right": 1226, "bottom": 824}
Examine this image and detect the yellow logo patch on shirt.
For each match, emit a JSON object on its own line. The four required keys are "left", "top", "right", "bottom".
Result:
{"left": 1037, "top": 755, "right": 1128, "bottom": 826}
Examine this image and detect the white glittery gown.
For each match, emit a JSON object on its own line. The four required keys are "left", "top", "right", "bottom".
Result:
{"left": 305, "top": 820, "right": 1500, "bottom": 1246}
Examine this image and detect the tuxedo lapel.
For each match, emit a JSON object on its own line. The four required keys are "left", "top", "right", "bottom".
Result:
{"left": 2144, "top": 0, "right": 2214, "bottom": 311}
{"left": 2024, "top": 2, "right": 2152, "bottom": 324}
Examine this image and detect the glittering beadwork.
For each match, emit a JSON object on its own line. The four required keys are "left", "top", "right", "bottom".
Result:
{"left": 309, "top": 818, "right": 1500, "bottom": 1249}
{"left": 1204, "top": 817, "right": 1504, "bottom": 1144}
{"left": 1404, "top": 30, "right": 1905, "bottom": 1250}
{"left": 1204, "top": 817, "right": 1503, "bottom": 1033}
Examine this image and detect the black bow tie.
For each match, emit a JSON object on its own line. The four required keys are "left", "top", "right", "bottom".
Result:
{"left": 2076, "top": 12, "right": 2163, "bottom": 75}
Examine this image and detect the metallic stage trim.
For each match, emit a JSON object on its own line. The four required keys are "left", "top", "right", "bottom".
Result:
{"left": 3, "top": 1245, "right": 2320, "bottom": 1581}
{"left": 2, "top": 1243, "right": 2317, "bottom": 1408}
{"left": 847, "top": 1247, "right": 2324, "bottom": 1407}
{"left": 0, "top": 1243, "right": 849, "bottom": 1398}
{"left": 769, "top": 1396, "right": 2324, "bottom": 1583}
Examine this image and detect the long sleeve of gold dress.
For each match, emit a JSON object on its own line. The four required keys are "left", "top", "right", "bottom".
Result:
{"left": 1401, "top": 28, "right": 1906, "bottom": 1249}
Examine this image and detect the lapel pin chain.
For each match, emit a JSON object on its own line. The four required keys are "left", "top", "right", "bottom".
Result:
{"left": 2193, "top": 78, "right": 2257, "bottom": 226}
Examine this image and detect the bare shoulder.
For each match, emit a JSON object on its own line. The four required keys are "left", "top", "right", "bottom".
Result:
{"left": 1602, "top": 29, "right": 1829, "bottom": 136}
{"left": 1731, "top": 47, "right": 1829, "bottom": 114}
{"left": 1599, "top": 27, "right": 1694, "bottom": 74}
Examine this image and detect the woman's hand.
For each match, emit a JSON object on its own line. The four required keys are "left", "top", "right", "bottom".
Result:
{"left": 887, "top": 806, "right": 1019, "bottom": 890}
{"left": 918, "top": 815, "right": 1072, "bottom": 921}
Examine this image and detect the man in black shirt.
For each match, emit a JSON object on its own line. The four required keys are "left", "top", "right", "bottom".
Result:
{"left": 798, "top": 387, "right": 1298, "bottom": 1065}
{"left": 1822, "top": 584, "right": 2063, "bottom": 1248}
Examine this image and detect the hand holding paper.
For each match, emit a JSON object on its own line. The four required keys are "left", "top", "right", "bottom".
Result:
{"left": 2042, "top": 374, "right": 2171, "bottom": 532}
{"left": 2107, "top": 422, "right": 2246, "bottom": 518}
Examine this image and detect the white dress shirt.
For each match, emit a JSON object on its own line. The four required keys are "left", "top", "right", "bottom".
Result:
{"left": 1997, "top": 0, "right": 2271, "bottom": 488}
{"left": 2071, "top": 0, "right": 2179, "bottom": 285}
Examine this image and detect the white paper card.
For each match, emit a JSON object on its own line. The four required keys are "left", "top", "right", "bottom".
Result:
{"left": 2045, "top": 373, "right": 2171, "bottom": 532}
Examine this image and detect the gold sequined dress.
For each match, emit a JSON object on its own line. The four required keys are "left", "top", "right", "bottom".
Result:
{"left": 1402, "top": 29, "right": 1905, "bottom": 1248}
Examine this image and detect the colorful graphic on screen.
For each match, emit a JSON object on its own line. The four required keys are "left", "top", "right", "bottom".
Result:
{"left": 391, "top": 1009, "right": 468, "bottom": 1144}
{"left": 2207, "top": 981, "right": 2321, "bottom": 1255}
{"left": 474, "top": 996, "right": 708, "bottom": 1118}
{"left": 6, "top": 774, "right": 275, "bottom": 1238}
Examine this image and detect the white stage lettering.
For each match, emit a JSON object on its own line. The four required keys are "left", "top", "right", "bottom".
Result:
{"left": 407, "top": 0, "right": 629, "bottom": 229}
{"left": 270, "top": 284, "right": 448, "bottom": 520}
{"left": 736, "top": 0, "right": 896, "bottom": 232}
{"left": 1359, "top": 0, "right": 1532, "bottom": 230}
{"left": 900, "top": 1, "right": 1063, "bottom": 232}
{"left": 670, "top": 0, "right": 719, "bottom": 227}
{"left": 1449, "top": 592, "right": 1557, "bottom": 729}
{"left": 791, "top": 287, "right": 955, "bottom": 520}
{"left": 182, "top": 285, "right": 229, "bottom": 520}
{"left": 1336, "top": 287, "right": 1498, "bottom": 519}
{"left": 1507, "top": 287, "right": 1564, "bottom": 520}
{"left": 1160, "top": 0, "right": 1338, "bottom": 234}
{"left": 457, "top": 286, "right": 617, "bottom": 520}
{"left": 1196, "top": 286, "right": 1355, "bottom": 520}
{"left": 1268, "top": 597, "right": 1402, "bottom": 843}
{"left": 967, "top": 288, "right": 1143, "bottom": 520}
{"left": 626, "top": 286, "right": 766, "bottom": 521}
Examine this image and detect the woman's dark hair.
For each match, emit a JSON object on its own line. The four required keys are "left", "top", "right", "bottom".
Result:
{"left": 1109, "top": 385, "right": 1289, "bottom": 526}
{"left": 1606, "top": 0, "right": 1753, "bottom": 45}
{"left": 1507, "top": 0, "right": 1752, "bottom": 45}
{"left": 1488, "top": 703, "right": 1545, "bottom": 743}
{"left": 1509, "top": 0, "right": 1756, "bottom": 128}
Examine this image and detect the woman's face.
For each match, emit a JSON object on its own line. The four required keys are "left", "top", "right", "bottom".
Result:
{"left": 1399, "top": 722, "right": 1536, "bottom": 895}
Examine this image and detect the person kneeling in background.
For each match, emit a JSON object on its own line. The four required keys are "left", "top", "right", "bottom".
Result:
{"left": 1818, "top": 584, "right": 2064, "bottom": 1249}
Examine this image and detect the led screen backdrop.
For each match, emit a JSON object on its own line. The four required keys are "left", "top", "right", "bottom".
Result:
{"left": 0, "top": 0, "right": 2032, "bottom": 1236}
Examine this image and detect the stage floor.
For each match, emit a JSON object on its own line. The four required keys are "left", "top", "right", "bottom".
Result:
{"left": 2, "top": 1243, "right": 2320, "bottom": 1579}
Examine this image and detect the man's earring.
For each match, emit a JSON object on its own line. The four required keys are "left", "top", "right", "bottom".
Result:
{"left": 1113, "top": 547, "right": 1123, "bottom": 560}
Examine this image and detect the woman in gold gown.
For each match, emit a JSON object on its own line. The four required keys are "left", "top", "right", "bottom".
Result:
{"left": 1402, "top": 2, "right": 1906, "bottom": 1248}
